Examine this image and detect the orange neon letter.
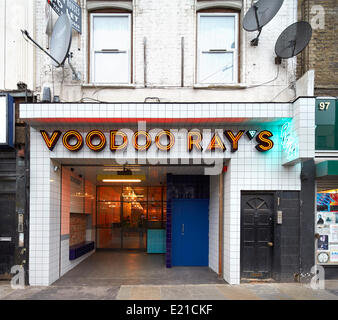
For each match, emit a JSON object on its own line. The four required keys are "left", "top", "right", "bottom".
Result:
{"left": 110, "top": 130, "right": 128, "bottom": 151}
{"left": 155, "top": 130, "right": 175, "bottom": 151}
{"left": 62, "top": 130, "right": 83, "bottom": 152}
{"left": 224, "top": 130, "right": 245, "bottom": 152}
{"left": 132, "top": 131, "right": 152, "bottom": 151}
{"left": 187, "top": 131, "right": 203, "bottom": 152}
{"left": 86, "top": 130, "right": 106, "bottom": 152}
{"left": 255, "top": 130, "right": 274, "bottom": 152}
{"left": 206, "top": 133, "right": 226, "bottom": 152}
{"left": 40, "top": 130, "right": 61, "bottom": 151}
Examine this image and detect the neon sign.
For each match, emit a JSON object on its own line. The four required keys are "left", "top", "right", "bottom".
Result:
{"left": 40, "top": 129, "right": 274, "bottom": 153}
{"left": 281, "top": 123, "right": 298, "bottom": 160}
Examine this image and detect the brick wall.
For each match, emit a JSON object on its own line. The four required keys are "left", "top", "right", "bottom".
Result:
{"left": 69, "top": 213, "right": 87, "bottom": 246}
{"left": 298, "top": 0, "right": 338, "bottom": 96}
{"left": 33, "top": 0, "right": 299, "bottom": 102}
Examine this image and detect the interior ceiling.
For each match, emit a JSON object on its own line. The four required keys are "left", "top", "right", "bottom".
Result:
{"left": 64, "top": 164, "right": 207, "bottom": 186}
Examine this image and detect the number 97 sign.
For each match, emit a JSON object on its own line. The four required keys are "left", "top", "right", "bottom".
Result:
{"left": 315, "top": 98, "right": 336, "bottom": 125}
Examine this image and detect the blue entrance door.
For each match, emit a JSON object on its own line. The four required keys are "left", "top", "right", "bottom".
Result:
{"left": 172, "top": 199, "right": 209, "bottom": 266}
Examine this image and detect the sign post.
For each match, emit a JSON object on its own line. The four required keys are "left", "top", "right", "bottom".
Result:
{"left": 47, "top": 0, "right": 82, "bottom": 33}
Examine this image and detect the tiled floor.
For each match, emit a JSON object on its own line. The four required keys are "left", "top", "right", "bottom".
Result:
{"left": 54, "top": 251, "right": 225, "bottom": 286}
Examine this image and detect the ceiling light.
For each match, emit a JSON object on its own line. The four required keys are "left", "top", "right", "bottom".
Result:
{"left": 98, "top": 174, "right": 145, "bottom": 183}
{"left": 102, "top": 179, "right": 141, "bottom": 183}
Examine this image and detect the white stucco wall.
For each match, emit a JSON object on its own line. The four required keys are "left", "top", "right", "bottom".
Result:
{"left": 0, "top": 0, "right": 35, "bottom": 90}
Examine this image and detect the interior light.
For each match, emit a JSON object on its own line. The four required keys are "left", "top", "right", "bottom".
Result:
{"left": 103, "top": 168, "right": 141, "bottom": 172}
{"left": 102, "top": 179, "right": 141, "bottom": 183}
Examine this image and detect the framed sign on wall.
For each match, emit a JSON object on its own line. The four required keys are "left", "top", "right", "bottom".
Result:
{"left": 0, "top": 94, "right": 15, "bottom": 148}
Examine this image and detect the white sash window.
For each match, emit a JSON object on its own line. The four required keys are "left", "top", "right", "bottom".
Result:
{"left": 197, "top": 13, "right": 239, "bottom": 84}
{"left": 90, "top": 13, "right": 131, "bottom": 84}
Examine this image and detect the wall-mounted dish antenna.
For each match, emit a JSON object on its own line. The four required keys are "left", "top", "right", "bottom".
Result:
{"left": 21, "top": 13, "right": 80, "bottom": 80}
{"left": 50, "top": 13, "right": 72, "bottom": 67}
{"left": 275, "top": 21, "right": 312, "bottom": 61}
{"left": 243, "top": 0, "right": 284, "bottom": 46}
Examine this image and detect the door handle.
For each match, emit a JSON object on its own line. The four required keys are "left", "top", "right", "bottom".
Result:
{"left": 267, "top": 242, "right": 274, "bottom": 247}
{"left": 181, "top": 224, "right": 184, "bottom": 235}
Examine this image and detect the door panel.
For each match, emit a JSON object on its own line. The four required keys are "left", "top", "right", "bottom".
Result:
{"left": 0, "top": 194, "right": 16, "bottom": 275}
{"left": 241, "top": 193, "right": 274, "bottom": 279}
{"left": 172, "top": 199, "right": 209, "bottom": 266}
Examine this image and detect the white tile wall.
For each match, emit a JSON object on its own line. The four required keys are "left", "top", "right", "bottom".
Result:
{"left": 26, "top": 99, "right": 315, "bottom": 285}
{"left": 209, "top": 175, "right": 219, "bottom": 274}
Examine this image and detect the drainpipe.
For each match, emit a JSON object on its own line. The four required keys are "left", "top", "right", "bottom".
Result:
{"left": 218, "top": 168, "right": 225, "bottom": 279}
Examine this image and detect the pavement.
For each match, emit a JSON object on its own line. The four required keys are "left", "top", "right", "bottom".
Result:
{"left": 1, "top": 281, "right": 338, "bottom": 300}
{"left": 1, "top": 252, "right": 337, "bottom": 300}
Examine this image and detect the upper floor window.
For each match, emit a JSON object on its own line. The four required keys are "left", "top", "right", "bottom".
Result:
{"left": 197, "top": 12, "right": 239, "bottom": 84}
{"left": 90, "top": 13, "right": 131, "bottom": 84}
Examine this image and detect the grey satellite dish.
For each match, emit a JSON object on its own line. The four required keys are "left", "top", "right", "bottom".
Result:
{"left": 21, "top": 13, "right": 80, "bottom": 80}
{"left": 50, "top": 13, "right": 72, "bottom": 67}
{"left": 275, "top": 21, "right": 312, "bottom": 59}
{"left": 243, "top": 0, "right": 284, "bottom": 46}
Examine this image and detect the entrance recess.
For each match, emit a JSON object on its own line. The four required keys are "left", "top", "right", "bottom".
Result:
{"left": 97, "top": 186, "right": 166, "bottom": 250}
{"left": 241, "top": 193, "right": 274, "bottom": 279}
{"left": 172, "top": 199, "right": 209, "bottom": 266}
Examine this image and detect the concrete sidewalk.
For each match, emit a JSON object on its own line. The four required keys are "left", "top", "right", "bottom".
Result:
{"left": 1, "top": 281, "right": 338, "bottom": 300}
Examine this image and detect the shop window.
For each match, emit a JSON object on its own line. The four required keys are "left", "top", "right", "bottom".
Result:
{"left": 148, "top": 187, "right": 163, "bottom": 202}
{"left": 97, "top": 186, "right": 122, "bottom": 201}
{"left": 197, "top": 12, "right": 239, "bottom": 84}
{"left": 90, "top": 13, "right": 131, "bottom": 83}
{"left": 316, "top": 186, "right": 338, "bottom": 265}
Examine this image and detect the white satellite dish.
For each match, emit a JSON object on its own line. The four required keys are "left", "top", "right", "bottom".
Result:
{"left": 50, "top": 13, "right": 72, "bottom": 67}
{"left": 21, "top": 13, "right": 80, "bottom": 80}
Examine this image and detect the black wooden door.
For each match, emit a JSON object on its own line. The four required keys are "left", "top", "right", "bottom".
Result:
{"left": 0, "top": 193, "right": 16, "bottom": 275}
{"left": 241, "top": 193, "right": 274, "bottom": 279}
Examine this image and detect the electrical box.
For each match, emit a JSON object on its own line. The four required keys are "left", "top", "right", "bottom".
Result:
{"left": 277, "top": 210, "right": 283, "bottom": 224}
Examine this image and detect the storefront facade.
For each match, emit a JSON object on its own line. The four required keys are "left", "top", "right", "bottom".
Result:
{"left": 314, "top": 98, "right": 338, "bottom": 277}
{"left": 20, "top": 98, "right": 316, "bottom": 285}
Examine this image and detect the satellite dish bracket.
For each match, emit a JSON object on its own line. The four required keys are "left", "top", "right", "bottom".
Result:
{"left": 250, "top": 4, "right": 262, "bottom": 46}
{"left": 250, "top": 28, "right": 262, "bottom": 46}
{"left": 21, "top": 30, "right": 61, "bottom": 67}
{"left": 67, "top": 53, "right": 81, "bottom": 81}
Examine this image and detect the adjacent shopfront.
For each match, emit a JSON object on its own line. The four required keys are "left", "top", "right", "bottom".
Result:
{"left": 314, "top": 98, "right": 338, "bottom": 277}
{"left": 20, "top": 98, "right": 316, "bottom": 286}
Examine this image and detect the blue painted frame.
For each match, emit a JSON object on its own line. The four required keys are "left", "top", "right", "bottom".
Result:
{"left": 0, "top": 94, "right": 14, "bottom": 148}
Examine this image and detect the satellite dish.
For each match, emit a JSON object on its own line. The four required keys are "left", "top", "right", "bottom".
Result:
{"left": 50, "top": 13, "right": 72, "bottom": 67}
{"left": 21, "top": 12, "right": 80, "bottom": 82}
{"left": 243, "top": 0, "right": 284, "bottom": 46}
{"left": 275, "top": 21, "right": 312, "bottom": 59}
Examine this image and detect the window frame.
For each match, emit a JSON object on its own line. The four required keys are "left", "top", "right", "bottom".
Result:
{"left": 196, "top": 12, "right": 239, "bottom": 85}
{"left": 89, "top": 12, "right": 132, "bottom": 84}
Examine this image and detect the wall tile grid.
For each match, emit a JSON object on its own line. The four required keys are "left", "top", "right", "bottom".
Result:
{"left": 20, "top": 102, "right": 293, "bottom": 121}
{"left": 209, "top": 175, "right": 219, "bottom": 274}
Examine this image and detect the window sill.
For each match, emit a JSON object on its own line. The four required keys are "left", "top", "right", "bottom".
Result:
{"left": 82, "top": 83, "right": 136, "bottom": 89}
{"left": 193, "top": 83, "right": 247, "bottom": 89}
